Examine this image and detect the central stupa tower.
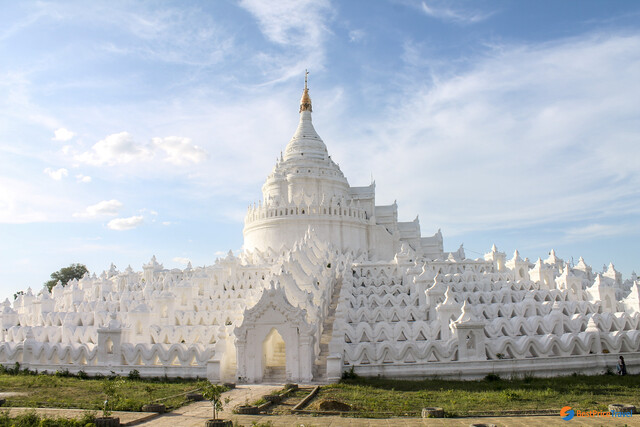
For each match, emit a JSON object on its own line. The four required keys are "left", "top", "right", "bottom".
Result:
{"left": 243, "top": 73, "right": 444, "bottom": 260}
{"left": 243, "top": 73, "right": 371, "bottom": 254}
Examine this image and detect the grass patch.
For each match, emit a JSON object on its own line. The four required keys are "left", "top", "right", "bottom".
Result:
{"left": 0, "top": 410, "right": 96, "bottom": 426}
{"left": 0, "top": 371, "right": 201, "bottom": 412}
{"left": 309, "top": 374, "right": 640, "bottom": 416}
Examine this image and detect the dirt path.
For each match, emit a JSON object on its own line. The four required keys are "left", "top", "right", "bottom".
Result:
{"left": 137, "top": 384, "right": 281, "bottom": 426}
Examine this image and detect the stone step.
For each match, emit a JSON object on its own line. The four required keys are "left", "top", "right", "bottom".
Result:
{"left": 264, "top": 365, "right": 286, "bottom": 382}
{"left": 313, "top": 280, "right": 344, "bottom": 381}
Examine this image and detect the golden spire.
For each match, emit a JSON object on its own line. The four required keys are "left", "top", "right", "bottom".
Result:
{"left": 299, "top": 69, "right": 312, "bottom": 113}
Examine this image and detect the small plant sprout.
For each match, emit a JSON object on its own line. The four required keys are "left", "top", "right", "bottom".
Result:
{"left": 102, "top": 377, "right": 124, "bottom": 417}
{"left": 103, "top": 399, "right": 110, "bottom": 418}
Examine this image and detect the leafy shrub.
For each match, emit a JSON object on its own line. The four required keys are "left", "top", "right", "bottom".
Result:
{"left": 8, "top": 362, "right": 21, "bottom": 375}
{"left": 0, "top": 411, "right": 11, "bottom": 427}
{"left": 55, "top": 369, "right": 71, "bottom": 377}
{"left": 12, "top": 411, "right": 40, "bottom": 427}
{"left": 0, "top": 410, "right": 95, "bottom": 427}
{"left": 500, "top": 390, "right": 523, "bottom": 401}
{"left": 128, "top": 369, "right": 141, "bottom": 380}
{"left": 77, "top": 370, "right": 89, "bottom": 379}
{"left": 341, "top": 366, "right": 358, "bottom": 380}
{"left": 484, "top": 373, "right": 501, "bottom": 382}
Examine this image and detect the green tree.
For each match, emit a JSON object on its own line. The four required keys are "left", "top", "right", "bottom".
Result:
{"left": 200, "top": 381, "right": 229, "bottom": 421}
{"left": 45, "top": 263, "right": 88, "bottom": 292}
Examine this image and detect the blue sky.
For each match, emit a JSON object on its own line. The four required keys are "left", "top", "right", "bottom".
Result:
{"left": 1, "top": 0, "right": 640, "bottom": 299}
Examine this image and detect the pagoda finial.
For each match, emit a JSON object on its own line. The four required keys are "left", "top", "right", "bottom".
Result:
{"left": 300, "top": 70, "right": 312, "bottom": 112}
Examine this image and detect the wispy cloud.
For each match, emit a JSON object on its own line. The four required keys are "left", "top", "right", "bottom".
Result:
{"left": 420, "top": 1, "right": 494, "bottom": 24}
{"left": 172, "top": 256, "right": 191, "bottom": 265}
{"left": 348, "top": 29, "right": 365, "bottom": 43}
{"left": 239, "top": 0, "right": 331, "bottom": 47}
{"left": 43, "top": 167, "right": 68, "bottom": 180}
{"left": 75, "top": 174, "right": 92, "bottom": 183}
{"left": 152, "top": 136, "right": 207, "bottom": 165}
{"left": 74, "top": 132, "right": 149, "bottom": 166}
{"left": 52, "top": 128, "right": 75, "bottom": 141}
{"left": 564, "top": 223, "right": 635, "bottom": 242}
{"left": 74, "top": 132, "right": 208, "bottom": 166}
{"left": 335, "top": 32, "right": 640, "bottom": 236}
{"left": 107, "top": 215, "right": 144, "bottom": 230}
{"left": 74, "top": 200, "right": 122, "bottom": 218}
{"left": 238, "top": 0, "right": 333, "bottom": 82}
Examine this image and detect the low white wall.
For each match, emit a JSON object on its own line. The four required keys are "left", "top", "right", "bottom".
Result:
{"left": 346, "top": 352, "right": 640, "bottom": 380}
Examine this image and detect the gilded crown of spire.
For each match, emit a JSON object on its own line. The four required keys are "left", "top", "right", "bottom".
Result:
{"left": 299, "top": 69, "right": 312, "bottom": 113}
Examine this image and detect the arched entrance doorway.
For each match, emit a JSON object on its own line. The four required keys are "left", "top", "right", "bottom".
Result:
{"left": 235, "top": 287, "right": 316, "bottom": 383}
{"left": 262, "top": 328, "right": 286, "bottom": 382}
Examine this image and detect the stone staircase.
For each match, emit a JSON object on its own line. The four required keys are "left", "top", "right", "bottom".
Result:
{"left": 263, "top": 342, "right": 287, "bottom": 383}
{"left": 263, "top": 365, "right": 286, "bottom": 383}
{"left": 313, "top": 279, "right": 343, "bottom": 382}
{"left": 271, "top": 343, "right": 286, "bottom": 365}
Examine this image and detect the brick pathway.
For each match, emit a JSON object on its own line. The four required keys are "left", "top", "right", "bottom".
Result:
{"left": 137, "top": 384, "right": 282, "bottom": 426}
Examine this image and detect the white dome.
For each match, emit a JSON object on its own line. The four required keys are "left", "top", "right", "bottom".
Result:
{"left": 283, "top": 110, "right": 328, "bottom": 161}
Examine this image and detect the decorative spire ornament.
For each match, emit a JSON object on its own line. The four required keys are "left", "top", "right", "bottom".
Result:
{"left": 299, "top": 69, "right": 312, "bottom": 112}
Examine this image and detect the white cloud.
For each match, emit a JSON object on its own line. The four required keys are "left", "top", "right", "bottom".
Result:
{"left": 336, "top": 33, "right": 640, "bottom": 236}
{"left": 52, "top": 127, "right": 75, "bottom": 141}
{"left": 100, "top": 5, "right": 234, "bottom": 67}
{"left": 43, "top": 167, "right": 68, "bottom": 180}
{"left": 238, "top": 0, "right": 332, "bottom": 81}
{"left": 162, "top": 221, "right": 171, "bottom": 226}
{"left": 107, "top": 215, "right": 144, "bottom": 230}
{"left": 74, "top": 199, "right": 122, "bottom": 218}
{"left": 564, "top": 223, "right": 634, "bottom": 241}
{"left": 74, "top": 133, "right": 207, "bottom": 167}
{"left": 75, "top": 132, "right": 150, "bottom": 166}
{"left": 172, "top": 256, "right": 191, "bottom": 265}
{"left": 152, "top": 136, "right": 208, "bottom": 165}
{"left": 239, "top": 0, "right": 331, "bottom": 47}
{"left": 348, "top": 29, "right": 365, "bottom": 43}
{"left": 75, "top": 174, "right": 92, "bottom": 183}
{"left": 420, "top": 1, "right": 494, "bottom": 24}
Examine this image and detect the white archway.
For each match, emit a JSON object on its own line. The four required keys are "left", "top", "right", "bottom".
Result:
{"left": 235, "top": 286, "right": 316, "bottom": 383}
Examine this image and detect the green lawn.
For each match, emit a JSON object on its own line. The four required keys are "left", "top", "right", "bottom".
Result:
{"left": 0, "top": 370, "right": 201, "bottom": 412}
{"left": 310, "top": 374, "right": 640, "bottom": 417}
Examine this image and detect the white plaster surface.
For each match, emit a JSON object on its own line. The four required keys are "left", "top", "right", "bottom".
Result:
{"left": 1, "top": 85, "right": 638, "bottom": 383}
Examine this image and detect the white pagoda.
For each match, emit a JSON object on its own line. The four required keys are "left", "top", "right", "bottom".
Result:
{"left": 1, "top": 76, "right": 638, "bottom": 383}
